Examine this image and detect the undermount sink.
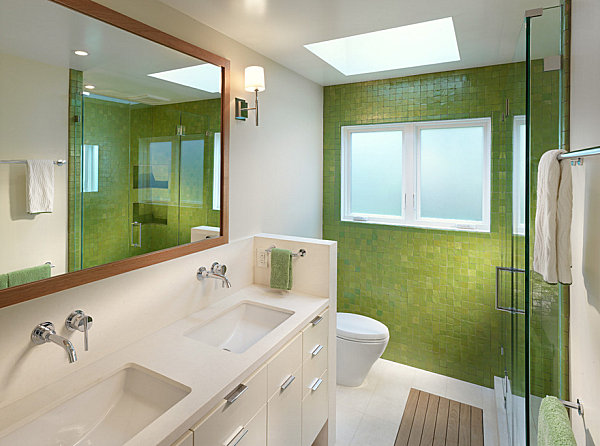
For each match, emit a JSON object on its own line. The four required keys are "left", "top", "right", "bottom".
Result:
{"left": 0, "top": 364, "right": 190, "bottom": 446}
{"left": 185, "top": 301, "right": 294, "bottom": 353}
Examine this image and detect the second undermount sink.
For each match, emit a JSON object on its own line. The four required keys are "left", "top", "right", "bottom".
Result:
{"left": 185, "top": 302, "right": 294, "bottom": 353}
{"left": 0, "top": 364, "right": 190, "bottom": 446}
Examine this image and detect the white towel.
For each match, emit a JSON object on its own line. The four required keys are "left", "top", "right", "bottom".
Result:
{"left": 26, "top": 160, "right": 54, "bottom": 214}
{"left": 533, "top": 149, "right": 572, "bottom": 284}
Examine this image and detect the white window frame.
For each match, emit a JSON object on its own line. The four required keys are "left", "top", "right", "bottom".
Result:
{"left": 82, "top": 144, "right": 99, "bottom": 193}
{"left": 212, "top": 132, "right": 221, "bottom": 211}
{"left": 341, "top": 117, "right": 492, "bottom": 233}
{"left": 513, "top": 115, "right": 526, "bottom": 236}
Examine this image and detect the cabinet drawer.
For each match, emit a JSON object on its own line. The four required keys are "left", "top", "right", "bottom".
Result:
{"left": 193, "top": 366, "right": 267, "bottom": 446}
{"left": 267, "top": 333, "right": 302, "bottom": 399}
{"left": 301, "top": 370, "right": 328, "bottom": 446}
{"left": 302, "top": 309, "right": 328, "bottom": 363}
{"left": 171, "top": 430, "right": 193, "bottom": 446}
{"left": 302, "top": 341, "right": 327, "bottom": 399}
{"left": 224, "top": 404, "right": 267, "bottom": 446}
{"left": 267, "top": 363, "right": 302, "bottom": 446}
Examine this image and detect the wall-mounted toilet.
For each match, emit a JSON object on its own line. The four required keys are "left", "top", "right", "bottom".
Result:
{"left": 336, "top": 312, "right": 390, "bottom": 387}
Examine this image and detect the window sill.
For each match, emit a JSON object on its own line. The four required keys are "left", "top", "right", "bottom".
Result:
{"left": 341, "top": 217, "right": 490, "bottom": 233}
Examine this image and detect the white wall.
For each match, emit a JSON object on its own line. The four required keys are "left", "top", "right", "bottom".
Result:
{"left": 94, "top": 0, "right": 324, "bottom": 241}
{"left": 569, "top": 0, "right": 600, "bottom": 442}
{"left": 0, "top": 53, "right": 69, "bottom": 275}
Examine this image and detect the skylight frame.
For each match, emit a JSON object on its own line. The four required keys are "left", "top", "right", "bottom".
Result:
{"left": 304, "top": 17, "right": 461, "bottom": 76}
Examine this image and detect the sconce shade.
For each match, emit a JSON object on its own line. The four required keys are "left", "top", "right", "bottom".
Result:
{"left": 244, "top": 66, "right": 265, "bottom": 92}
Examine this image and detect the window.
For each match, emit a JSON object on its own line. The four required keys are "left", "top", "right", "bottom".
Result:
{"left": 212, "top": 132, "right": 221, "bottom": 211}
{"left": 341, "top": 118, "right": 491, "bottom": 232}
{"left": 82, "top": 144, "right": 99, "bottom": 193}
{"left": 513, "top": 116, "right": 526, "bottom": 235}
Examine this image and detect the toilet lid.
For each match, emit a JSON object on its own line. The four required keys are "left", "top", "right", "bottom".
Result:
{"left": 336, "top": 313, "right": 389, "bottom": 342}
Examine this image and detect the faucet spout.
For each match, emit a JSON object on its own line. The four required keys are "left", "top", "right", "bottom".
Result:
{"left": 48, "top": 333, "right": 78, "bottom": 363}
{"left": 31, "top": 322, "right": 78, "bottom": 363}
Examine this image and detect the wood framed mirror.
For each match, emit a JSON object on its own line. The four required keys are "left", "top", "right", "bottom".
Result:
{"left": 0, "top": 0, "right": 230, "bottom": 308}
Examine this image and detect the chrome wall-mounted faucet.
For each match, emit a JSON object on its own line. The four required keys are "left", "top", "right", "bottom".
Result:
{"left": 66, "top": 310, "right": 93, "bottom": 351}
{"left": 31, "top": 322, "right": 77, "bottom": 363}
{"left": 197, "top": 262, "right": 231, "bottom": 288}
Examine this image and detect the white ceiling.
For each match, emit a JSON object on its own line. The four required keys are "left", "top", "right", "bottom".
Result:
{"left": 157, "top": 0, "right": 560, "bottom": 86}
{"left": 0, "top": 0, "right": 221, "bottom": 104}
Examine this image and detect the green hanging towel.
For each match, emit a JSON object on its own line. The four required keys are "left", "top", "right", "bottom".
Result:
{"left": 0, "top": 273, "right": 8, "bottom": 290}
{"left": 538, "top": 396, "right": 577, "bottom": 446}
{"left": 8, "top": 264, "right": 51, "bottom": 287}
{"left": 270, "top": 248, "right": 293, "bottom": 290}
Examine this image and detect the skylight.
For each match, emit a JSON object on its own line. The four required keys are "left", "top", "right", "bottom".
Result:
{"left": 148, "top": 64, "right": 221, "bottom": 93}
{"left": 304, "top": 17, "right": 460, "bottom": 76}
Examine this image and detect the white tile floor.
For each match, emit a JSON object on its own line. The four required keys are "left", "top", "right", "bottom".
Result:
{"left": 336, "top": 359, "right": 500, "bottom": 446}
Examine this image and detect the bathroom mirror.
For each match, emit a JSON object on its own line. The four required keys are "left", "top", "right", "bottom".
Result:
{"left": 0, "top": 0, "right": 229, "bottom": 306}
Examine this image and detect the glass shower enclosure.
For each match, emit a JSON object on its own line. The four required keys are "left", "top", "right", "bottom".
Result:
{"left": 497, "top": 4, "right": 567, "bottom": 445}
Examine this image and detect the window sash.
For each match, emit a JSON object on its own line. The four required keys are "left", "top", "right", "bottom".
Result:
{"left": 341, "top": 118, "right": 492, "bottom": 232}
{"left": 512, "top": 115, "right": 526, "bottom": 236}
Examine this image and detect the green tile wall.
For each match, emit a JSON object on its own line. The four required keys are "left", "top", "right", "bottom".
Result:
{"left": 323, "top": 61, "right": 564, "bottom": 391}
{"left": 68, "top": 70, "right": 83, "bottom": 272}
{"left": 81, "top": 97, "right": 131, "bottom": 269}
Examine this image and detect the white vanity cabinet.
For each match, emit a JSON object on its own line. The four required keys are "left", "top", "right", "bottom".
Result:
{"left": 190, "top": 308, "right": 330, "bottom": 446}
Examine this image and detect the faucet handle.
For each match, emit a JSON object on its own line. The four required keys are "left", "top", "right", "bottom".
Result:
{"left": 66, "top": 310, "right": 93, "bottom": 351}
{"left": 211, "top": 262, "right": 227, "bottom": 275}
{"left": 31, "top": 322, "right": 55, "bottom": 345}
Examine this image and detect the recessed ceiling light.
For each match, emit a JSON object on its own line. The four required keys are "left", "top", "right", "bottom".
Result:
{"left": 82, "top": 91, "right": 90, "bottom": 96}
{"left": 148, "top": 64, "right": 221, "bottom": 93}
{"left": 304, "top": 17, "right": 460, "bottom": 76}
{"left": 84, "top": 85, "right": 95, "bottom": 90}
{"left": 74, "top": 50, "right": 89, "bottom": 56}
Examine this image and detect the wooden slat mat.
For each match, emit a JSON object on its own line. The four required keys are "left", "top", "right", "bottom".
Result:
{"left": 395, "top": 388, "right": 483, "bottom": 446}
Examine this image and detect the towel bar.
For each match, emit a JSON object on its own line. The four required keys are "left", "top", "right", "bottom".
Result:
{"left": 551, "top": 397, "right": 583, "bottom": 416}
{"left": 557, "top": 145, "right": 600, "bottom": 166}
{"left": 265, "top": 245, "right": 306, "bottom": 258}
{"left": 0, "top": 159, "right": 66, "bottom": 166}
{"left": 45, "top": 262, "right": 55, "bottom": 269}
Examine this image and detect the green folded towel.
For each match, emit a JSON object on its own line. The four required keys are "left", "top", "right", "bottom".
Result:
{"left": 8, "top": 264, "right": 51, "bottom": 287}
{"left": 270, "top": 248, "right": 293, "bottom": 290}
{"left": 0, "top": 274, "right": 8, "bottom": 290}
{"left": 538, "top": 396, "right": 577, "bottom": 446}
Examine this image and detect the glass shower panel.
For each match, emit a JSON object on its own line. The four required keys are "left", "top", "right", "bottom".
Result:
{"left": 130, "top": 107, "right": 181, "bottom": 255}
{"left": 527, "top": 6, "right": 566, "bottom": 444}
{"left": 496, "top": 17, "right": 529, "bottom": 446}
{"left": 179, "top": 110, "right": 217, "bottom": 245}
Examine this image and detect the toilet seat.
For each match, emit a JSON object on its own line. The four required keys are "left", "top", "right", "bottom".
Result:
{"left": 336, "top": 313, "right": 389, "bottom": 343}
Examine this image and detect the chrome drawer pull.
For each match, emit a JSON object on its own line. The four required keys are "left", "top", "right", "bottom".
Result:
{"left": 224, "top": 384, "right": 248, "bottom": 404}
{"left": 310, "top": 378, "right": 323, "bottom": 391}
{"left": 280, "top": 374, "right": 296, "bottom": 391}
{"left": 224, "top": 426, "right": 249, "bottom": 446}
{"left": 311, "top": 344, "right": 323, "bottom": 357}
{"left": 311, "top": 315, "right": 323, "bottom": 326}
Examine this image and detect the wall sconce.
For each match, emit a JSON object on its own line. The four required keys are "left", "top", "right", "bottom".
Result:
{"left": 235, "top": 66, "right": 265, "bottom": 126}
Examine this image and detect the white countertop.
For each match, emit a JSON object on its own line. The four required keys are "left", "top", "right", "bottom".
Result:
{"left": 0, "top": 285, "right": 329, "bottom": 446}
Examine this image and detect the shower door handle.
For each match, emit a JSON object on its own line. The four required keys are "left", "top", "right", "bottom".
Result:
{"left": 131, "top": 221, "right": 142, "bottom": 247}
{"left": 495, "top": 266, "right": 525, "bottom": 314}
